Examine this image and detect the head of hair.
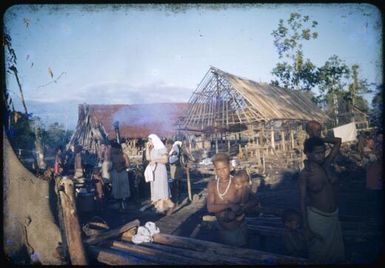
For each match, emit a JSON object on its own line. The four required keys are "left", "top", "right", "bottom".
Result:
{"left": 212, "top": 152, "right": 230, "bottom": 164}
{"left": 234, "top": 169, "right": 249, "bottom": 182}
{"left": 306, "top": 120, "right": 321, "bottom": 132}
{"left": 304, "top": 137, "right": 325, "bottom": 154}
{"left": 281, "top": 209, "right": 301, "bottom": 224}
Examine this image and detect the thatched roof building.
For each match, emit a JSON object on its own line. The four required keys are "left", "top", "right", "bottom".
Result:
{"left": 177, "top": 66, "right": 327, "bottom": 134}
{"left": 80, "top": 103, "right": 189, "bottom": 140}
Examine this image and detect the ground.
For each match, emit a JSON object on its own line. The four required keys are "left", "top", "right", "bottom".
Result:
{"left": 76, "top": 161, "right": 383, "bottom": 265}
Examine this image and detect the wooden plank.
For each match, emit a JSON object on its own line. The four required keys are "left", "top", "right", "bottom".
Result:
{"left": 88, "top": 245, "right": 156, "bottom": 265}
{"left": 186, "top": 167, "right": 192, "bottom": 201}
{"left": 59, "top": 179, "right": 88, "bottom": 265}
{"left": 112, "top": 241, "right": 210, "bottom": 265}
{"left": 140, "top": 240, "right": 258, "bottom": 265}
{"left": 150, "top": 233, "right": 308, "bottom": 264}
{"left": 190, "top": 223, "right": 201, "bottom": 238}
{"left": 85, "top": 219, "right": 140, "bottom": 245}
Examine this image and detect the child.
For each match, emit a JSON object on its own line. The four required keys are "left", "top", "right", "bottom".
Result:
{"left": 92, "top": 168, "right": 105, "bottom": 211}
{"left": 281, "top": 209, "right": 307, "bottom": 258}
{"left": 221, "top": 169, "right": 256, "bottom": 222}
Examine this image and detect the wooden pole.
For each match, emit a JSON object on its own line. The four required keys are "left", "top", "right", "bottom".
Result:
{"left": 290, "top": 129, "right": 295, "bottom": 150}
{"left": 88, "top": 245, "right": 156, "bottom": 265}
{"left": 137, "top": 239, "right": 257, "bottom": 265}
{"left": 59, "top": 179, "right": 88, "bottom": 265}
{"left": 85, "top": 219, "right": 140, "bottom": 245}
{"left": 256, "top": 148, "right": 261, "bottom": 166}
{"left": 215, "top": 135, "right": 218, "bottom": 153}
{"left": 270, "top": 129, "right": 275, "bottom": 152}
{"left": 190, "top": 223, "right": 201, "bottom": 238}
{"left": 112, "top": 241, "right": 209, "bottom": 265}
{"left": 149, "top": 233, "right": 308, "bottom": 265}
{"left": 121, "top": 232, "right": 272, "bottom": 265}
{"left": 186, "top": 167, "right": 192, "bottom": 201}
{"left": 281, "top": 130, "right": 285, "bottom": 151}
{"left": 262, "top": 150, "right": 266, "bottom": 174}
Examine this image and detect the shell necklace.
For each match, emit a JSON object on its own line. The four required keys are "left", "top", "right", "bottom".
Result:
{"left": 216, "top": 175, "right": 232, "bottom": 200}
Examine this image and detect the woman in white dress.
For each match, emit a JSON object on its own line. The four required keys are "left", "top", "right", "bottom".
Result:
{"left": 145, "top": 134, "right": 174, "bottom": 214}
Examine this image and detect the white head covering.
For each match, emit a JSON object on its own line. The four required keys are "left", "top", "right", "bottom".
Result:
{"left": 169, "top": 141, "right": 182, "bottom": 156}
{"left": 148, "top": 134, "right": 166, "bottom": 150}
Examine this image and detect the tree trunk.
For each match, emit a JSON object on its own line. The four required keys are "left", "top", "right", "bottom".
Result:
{"left": 58, "top": 179, "right": 88, "bottom": 265}
{"left": 3, "top": 131, "right": 63, "bottom": 264}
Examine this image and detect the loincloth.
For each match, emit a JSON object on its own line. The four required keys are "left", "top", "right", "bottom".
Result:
{"left": 307, "top": 206, "right": 345, "bottom": 264}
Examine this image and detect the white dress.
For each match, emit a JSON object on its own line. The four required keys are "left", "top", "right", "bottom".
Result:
{"left": 149, "top": 148, "right": 170, "bottom": 202}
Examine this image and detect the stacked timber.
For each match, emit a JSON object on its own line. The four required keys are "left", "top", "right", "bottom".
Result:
{"left": 118, "top": 229, "right": 308, "bottom": 265}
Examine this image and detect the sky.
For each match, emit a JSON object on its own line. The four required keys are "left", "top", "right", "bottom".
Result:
{"left": 3, "top": 3, "right": 383, "bottom": 130}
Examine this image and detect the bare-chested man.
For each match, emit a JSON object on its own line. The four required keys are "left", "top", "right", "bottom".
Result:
{"left": 207, "top": 153, "right": 258, "bottom": 247}
{"left": 299, "top": 133, "right": 345, "bottom": 264}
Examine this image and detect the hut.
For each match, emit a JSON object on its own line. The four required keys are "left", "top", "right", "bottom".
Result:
{"left": 177, "top": 67, "right": 328, "bottom": 171}
{"left": 68, "top": 103, "right": 189, "bottom": 159}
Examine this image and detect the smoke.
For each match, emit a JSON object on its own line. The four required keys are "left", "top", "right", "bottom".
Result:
{"left": 112, "top": 103, "right": 184, "bottom": 136}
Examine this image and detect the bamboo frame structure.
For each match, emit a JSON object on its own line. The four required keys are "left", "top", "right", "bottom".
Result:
{"left": 177, "top": 67, "right": 328, "bottom": 169}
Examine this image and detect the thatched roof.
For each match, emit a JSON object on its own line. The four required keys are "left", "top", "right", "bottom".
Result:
{"left": 178, "top": 67, "right": 327, "bottom": 133}
{"left": 86, "top": 103, "right": 190, "bottom": 139}
{"left": 67, "top": 104, "right": 109, "bottom": 153}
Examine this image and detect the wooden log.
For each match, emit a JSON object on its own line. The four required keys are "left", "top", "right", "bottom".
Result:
{"left": 190, "top": 223, "right": 201, "bottom": 238}
{"left": 185, "top": 167, "right": 192, "bottom": 201}
{"left": 88, "top": 245, "right": 156, "bottom": 265}
{"left": 59, "top": 179, "right": 88, "bottom": 265}
{"left": 169, "top": 196, "right": 189, "bottom": 215}
{"left": 141, "top": 240, "right": 258, "bottom": 265}
{"left": 150, "top": 233, "right": 308, "bottom": 264}
{"left": 139, "top": 202, "right": 154, "bottom": 212}
{"left": 112, "top": 240, "right": 209, "bottom": 265}
{"left": 85, "top": 219, "right": 140, "bottom": 245}
{"left": 121, "top": 232, "right": 258, "bottom": 265}
{"left": 281, "top": 130, "right": 285, "bottom": 151}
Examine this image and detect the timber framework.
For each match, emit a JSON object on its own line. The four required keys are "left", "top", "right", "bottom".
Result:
{"left": 177, "top": 66, "right": 329, "bottom": 171}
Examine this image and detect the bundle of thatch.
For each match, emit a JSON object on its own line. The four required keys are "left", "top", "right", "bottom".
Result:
{"left": 67, "top": 104, "right": 109, "bottom": 154}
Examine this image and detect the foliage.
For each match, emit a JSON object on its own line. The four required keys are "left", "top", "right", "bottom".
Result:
{"left": 6, "top": 112, "right": 36, "bottom": 157}
{"left": 271, "top": 13, "right": 319, "bottom": 91}
{"left": 369, "top": 84, "right": 383, "bottom": 131}
{"left": 42, "top": 122, "right": 74, "bottom": 150}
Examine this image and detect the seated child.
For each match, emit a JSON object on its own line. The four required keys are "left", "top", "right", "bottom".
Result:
{"left": 281, "top": 209, "right": 307, "bottom": 258}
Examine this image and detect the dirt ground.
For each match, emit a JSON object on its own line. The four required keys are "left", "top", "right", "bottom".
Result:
{"left": 76, "top": 161, "right": 383, "bottom": 265}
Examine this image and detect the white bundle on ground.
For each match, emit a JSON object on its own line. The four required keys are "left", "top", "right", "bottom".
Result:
{"left": 131, "top": 221, "right": 160, "bottom": 244}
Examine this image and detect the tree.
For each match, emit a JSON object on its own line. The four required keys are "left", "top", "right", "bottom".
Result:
{"left": 43, "top": 122, "right": 74, "bottom": 151}
{"left": 4, "top": 32, "right": 29, "bottom": 114}
{"left": 347, "top": 64, "right": 371, "bottom": 113}
{"left": 271, "top": 13, "right": 319, "bottom": 91}
{"left": 317, "top": 55, "right": 350, "bottom": 126}
{"left": 370, "top": 84, "right": 383, "bottom": 131}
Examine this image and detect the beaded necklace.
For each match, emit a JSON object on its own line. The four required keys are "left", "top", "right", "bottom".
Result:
{"left": 216, "top": 175, "right": 232, "bottom": 200}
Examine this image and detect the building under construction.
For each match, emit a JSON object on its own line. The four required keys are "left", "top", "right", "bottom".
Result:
{"left": 177, "top": 67, "right": 328, "bottom": 171}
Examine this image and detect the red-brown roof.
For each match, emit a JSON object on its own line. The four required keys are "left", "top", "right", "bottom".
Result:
{"left": 84, "top": 103, "right": 189, "bottom": 139}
